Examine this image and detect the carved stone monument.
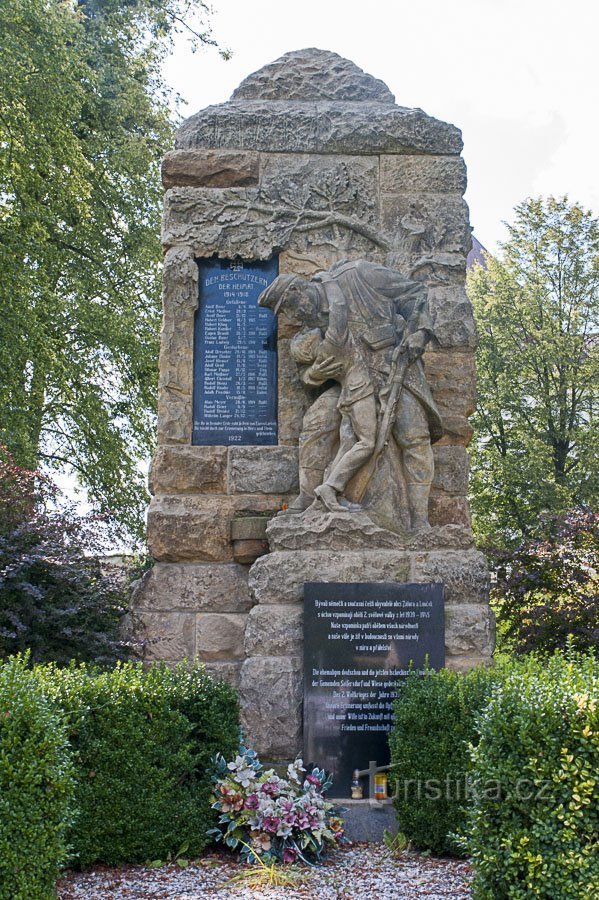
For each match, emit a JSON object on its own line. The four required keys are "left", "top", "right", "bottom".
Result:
{"left": 131, "top": 49, "right": 495, "bottom": 765}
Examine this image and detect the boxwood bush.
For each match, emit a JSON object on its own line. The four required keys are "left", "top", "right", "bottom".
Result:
{"left": 46, "top": 660, "right": 239, "bottom": 867}
{"left": 389, "top": 664, "right": 505, "bottom": 853}
{"left": 0, "top": 655, "right": 74, "bottom": 900}
{"left": 466, "top": 652, "right": 599, "bottom": 899}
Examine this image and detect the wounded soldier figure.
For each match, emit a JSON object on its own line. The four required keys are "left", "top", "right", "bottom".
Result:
{"left": 289, "top": 278, "right": 377, "bottom": 512}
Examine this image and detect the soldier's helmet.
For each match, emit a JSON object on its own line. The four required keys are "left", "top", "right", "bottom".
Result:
{"left": 258, "top": 274, "right": 307, "bottom": 315}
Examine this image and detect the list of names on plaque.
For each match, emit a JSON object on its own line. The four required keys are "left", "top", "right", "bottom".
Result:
{"left": 193, "top": 257, "right": 278, "bottom": 445}
{"left": 303, "top": 582, "right": 444, "bottom": 796}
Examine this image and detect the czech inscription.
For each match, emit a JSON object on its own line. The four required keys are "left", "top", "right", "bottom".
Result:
{"left": 193, "top": 257, "right": 278, "bottom": 445}
{"left": 303, "top": 582, "right": 444, "bottom": 796}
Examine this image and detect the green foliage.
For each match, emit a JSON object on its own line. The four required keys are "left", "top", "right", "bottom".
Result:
{"left": 492, "top": 509, "right": 598, "bottom": 656}
{"left": 45, "top": 660, "right": 239, "bottom": 867}
{"left": 0, "top": 0, "right": 222, "bottom": 539}
{"left": 0, "top": 446, "right": 130, "bottom": 665}
{"left": 468, "top": 196, "right": 598, "bottom": 546}
{"left": 465, "top": 652, "right": 599, "bottom": 899}
{"left": 0, "top": 655, "right": 74, "bottom": 900}
{"left": 382, "top": 828, "right": 411, "bottom": 857}
{"left": 389, "top": 665, "right": 504, "bottom": 854}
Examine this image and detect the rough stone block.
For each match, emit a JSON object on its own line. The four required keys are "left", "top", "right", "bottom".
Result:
{"left": 230, "top": 517, "right": 268, "bottom": 540}
{"left": 426, "top": 285, "right": 477, "bottom": 349}
{"left": 176, "top": 100, "right": 463, "bottom": 156}
{"left": 432, "top": 446, "right": 470, "bottom": 495}
{"left": 424, "top": 350, "right": 477, "bottom": 419}
{"left": 149, "top": 445, "right": 227, "bottom": 495}
{"left": 201, "top": 661, "right": 242, "bottom": 690}
{"left": 229, "top": 446, "right": 299, "bottom": 494}
{"left": 244, "top": 604, "right": 303, "bottom": 656}
{"left": 436, "top": 415, "right": 474, "bottom": 447}
{"left": 380, "top": 194, "right": 471, "bottom": 258}
{"left": 249, "top": 550, "right": 411, "bottom": 605}
{"left": 380, "top": 155, "right": 467, "bottom": 194}
{"left": 162, "top": 149, "right": 260, "bottom": 189}
{"left": 147, "top": 496, "right": 285, "bottom": 563}
{"left": 445, "top": 655, "right": 493, "bottom": 672}
{"left": 267, "top": 510, "right": 475, "bottom": 552}
{"left": 196, "top": 613, "right": 247, "bottom": 661}
{"left": 445, "top": 604, "right": 495, "bottom": 657}
{"left": 157, "top": 247, "right": 197, "bottom": 444}
{"left": 232, "top": 49, "right": 396, "bottom": 104}
{"left": 147, "top": 496, "right": 233, "bottom": 563}
{"left": 239, "top": 656, "right": 303, "bottom": 758}
{"left": 131, "top": 562, "right": 252, "bottom": 613}
{"left": 232, "top": 539, "right": 269, "bottom": 565}
{"left": 134, "top": 611, "right": 196, "bottom": 661}
{"left": 429, "top": 494, "right": 472, "bottom": 528}
{"left": 411, "top": 550, "right": 490, "bottom": 605}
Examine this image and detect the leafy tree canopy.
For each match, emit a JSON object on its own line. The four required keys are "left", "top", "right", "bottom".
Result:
{"left": 468, "top": 196, "right": 598, "bottom": 546}
{"left": 0, "top": 0, "right": 223, "bottom": 540}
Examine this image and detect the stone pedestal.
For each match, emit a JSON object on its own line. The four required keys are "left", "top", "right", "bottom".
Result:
{"left": 239, "top": 512, "right": 494, "bottom": 758}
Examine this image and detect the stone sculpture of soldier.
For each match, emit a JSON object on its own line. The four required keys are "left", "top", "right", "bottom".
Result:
{"left": 258, "top": 259, "right": 443, "bottom": 531}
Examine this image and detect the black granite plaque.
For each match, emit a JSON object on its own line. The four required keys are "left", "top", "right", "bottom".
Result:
{"left": 303, "top": 582, "right": 444, "bottom": 797}
{"left": 192, "top": 257, "right": 278, "bottom": 445}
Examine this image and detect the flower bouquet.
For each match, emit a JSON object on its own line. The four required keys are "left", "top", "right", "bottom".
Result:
{"left": 208, "top": 746, "right": 345, "bottom": 865}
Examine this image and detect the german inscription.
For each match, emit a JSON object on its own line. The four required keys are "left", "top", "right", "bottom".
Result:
{"left": 303, "top": 582, "right": 444, "bottom": 795}
{"left": 193, "top": 257, "right": 278, "bottom": 445}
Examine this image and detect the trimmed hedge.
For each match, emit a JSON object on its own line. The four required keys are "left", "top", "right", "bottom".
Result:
{"left": 389, "top": 664, "right": 504, "bottom": 854}
{"left": 466, "top": 652, "right": 599, "bottom": 899}
{"left": 45, "top": 661, "right": 240, "bottom": 868}
{"left": 0, "top": 656, "right": 74, "bottom": 900}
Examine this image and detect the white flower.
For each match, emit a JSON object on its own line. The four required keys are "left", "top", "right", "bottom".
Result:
{"left": 227, "top": 755, "right": 246, "bottom": 771}
{"left": 233, "top": 766, "right": 256, "bottom": 788}
{"left": 287, "top": 759, "right": 305, "bottom": 783}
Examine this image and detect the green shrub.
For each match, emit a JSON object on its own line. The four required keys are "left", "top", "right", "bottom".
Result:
{"left": 45, "top": 660, "right": 239, "bottom": 867}
{"left": 466, "top": 652, "right": 599, "bottom": 899}
{"left": 0, "top": 655, "right": 74, "bottom": 899}
{"left": 491, "top": 509, "right": 598, "bottom": 656}
{"left": 389, "top": 664, "right": 504, "bottom": 854}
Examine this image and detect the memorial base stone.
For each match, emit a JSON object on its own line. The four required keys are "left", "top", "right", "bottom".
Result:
{"left": 239, "top": 512, "right": 494, "bottom": 761}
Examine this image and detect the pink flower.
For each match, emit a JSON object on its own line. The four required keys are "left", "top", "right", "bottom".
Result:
{"left": 283, "top": 847, "right": 298, "bottom": 863}
{"left": 261, "top": 782, "right": 279, "bottom": 797}
{"left": 218, "top": 784, "right": 244, "bottom": 813}
{"left": 262, "top": 815, "right": 281, "bottom": 834}
{"left": 296, "top": 812, "right": 310, "bottom": 829}
{"left": 305, "top": 774, "right": 321, "bottom": 787}
{"left": 244, "top": 793, "right": 259, "bottom": 809}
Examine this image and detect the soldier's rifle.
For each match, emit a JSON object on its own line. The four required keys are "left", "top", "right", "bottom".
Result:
{"left": 351, "top": 340, "right": 411, "bottom": 503}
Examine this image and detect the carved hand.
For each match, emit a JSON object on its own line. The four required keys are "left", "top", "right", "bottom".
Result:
{"left": 309, "top": 355, "right": 344, "bottom": 380}
{"left": 404, "top": 331, "right": 428, "bottom": 362}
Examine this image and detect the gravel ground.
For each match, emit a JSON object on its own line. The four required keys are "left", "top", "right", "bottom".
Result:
{"left": 57, "top": 845, "right": 472, "bottom": 899}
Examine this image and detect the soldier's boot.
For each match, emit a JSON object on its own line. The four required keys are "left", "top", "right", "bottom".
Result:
{"left": 407, "top": 483, "right": 432, "bottom": 532}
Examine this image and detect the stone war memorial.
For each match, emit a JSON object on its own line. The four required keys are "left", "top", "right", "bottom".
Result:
{"left": 132, "top": 48, "right": 495, "bottom": 795}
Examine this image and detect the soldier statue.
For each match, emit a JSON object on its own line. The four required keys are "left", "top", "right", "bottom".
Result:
{"left": 258, "top": 259, "right": 443, "bottom": 531}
